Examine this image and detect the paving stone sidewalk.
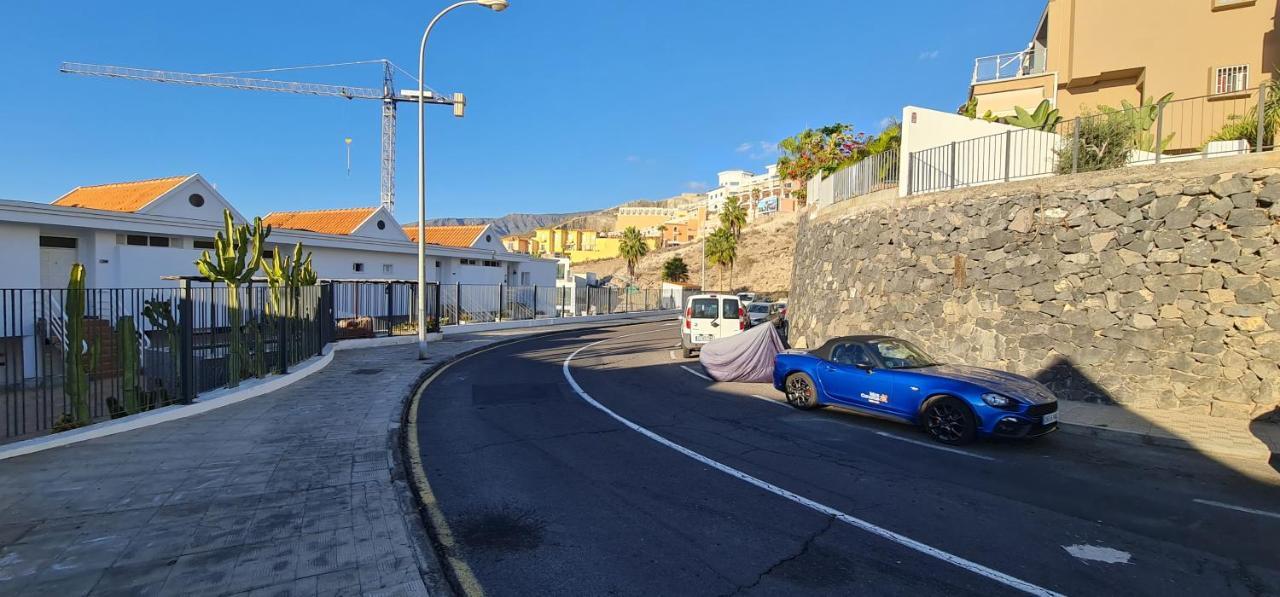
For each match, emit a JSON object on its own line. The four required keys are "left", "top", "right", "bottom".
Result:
{"left": 1059, "top": 400, "right": 1280, "bottom": 462}
{"left": 0, "top": 316, "right": 667, "bottom": 596}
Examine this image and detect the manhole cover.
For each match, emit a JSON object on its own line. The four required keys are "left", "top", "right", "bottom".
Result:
{"left": 352, "top": 368, "right": 383, "bottom": 375}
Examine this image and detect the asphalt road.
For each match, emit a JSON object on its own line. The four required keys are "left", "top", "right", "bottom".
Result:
{"left": 415, "top": 319, "right": 1280, "bottom": 596}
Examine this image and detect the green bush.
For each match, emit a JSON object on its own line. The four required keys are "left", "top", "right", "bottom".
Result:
{"left": 1056, "top": 108, "right": 1139, "bottom": 174}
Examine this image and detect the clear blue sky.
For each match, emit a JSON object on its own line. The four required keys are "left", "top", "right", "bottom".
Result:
{"left": 0, "top": 1, "right": 1044, "bottom": 219}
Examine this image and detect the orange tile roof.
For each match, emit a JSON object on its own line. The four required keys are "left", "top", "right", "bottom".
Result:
{"left": 403, "top": 224, "right": 485, "bottom": 248}
{"left": 52, "top": 175, "right": 191, "bottom": 212}
{"left": 262, "top": 207, "right": 378, "bottom": 235}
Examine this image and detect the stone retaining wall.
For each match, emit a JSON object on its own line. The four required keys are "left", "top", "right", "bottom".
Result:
{"left": 788, "top": 155, "right": 1280, "bottom": 421}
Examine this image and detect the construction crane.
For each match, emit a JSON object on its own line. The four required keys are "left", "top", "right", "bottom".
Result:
{"left": 59, "top": 60, "right": 467, "bottom": 214}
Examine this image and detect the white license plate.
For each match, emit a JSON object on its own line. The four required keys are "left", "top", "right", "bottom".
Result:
{"left": 694, "top": 334, "right": 713, "bottom": 343}
{"left": 1042, "top": 412, "right": 1059, "bottom": 425}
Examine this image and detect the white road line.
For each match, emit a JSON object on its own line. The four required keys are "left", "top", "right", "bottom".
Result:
{"left": 679, "top": 365, "right": 713, "bottom": 382}
{"left": 875, "top": 432, "right": 997, "bottom": 462}
{"left": 1193, "top": 498, "right": 1280, "bottom": 520}
{"left": 563, "top": 331, "right": 1064, "bottom": 597}
{"left": 749, "top": 394, "right": 790, "bottom": 409}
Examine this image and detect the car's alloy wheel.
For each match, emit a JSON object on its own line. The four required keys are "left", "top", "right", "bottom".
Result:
{"left": 923, "top": 397, "right": 976, "bottom": 445}
{"left": 784, "top": 373, "right": 819, "bottom": 410}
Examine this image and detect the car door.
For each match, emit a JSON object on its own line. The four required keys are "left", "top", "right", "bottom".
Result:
{"left": 686, "top": 298, "right": 721, "bottom": 344}
{"left": 719, "top": 298, "right": 741, "bottom": 339}
{"left": 817, "top": 342, "right": 897, "bottom": 414}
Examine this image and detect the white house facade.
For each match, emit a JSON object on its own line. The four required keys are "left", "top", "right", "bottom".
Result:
{"left": 0, "top": 174, "right": 556, "bottom": 291}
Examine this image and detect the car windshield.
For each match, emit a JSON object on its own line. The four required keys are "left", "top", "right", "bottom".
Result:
{"left": 748, "top": 304, "right": 770, "bottom": 313}
{"left": 867, "top": 339, "right": 938, "bottom": 369}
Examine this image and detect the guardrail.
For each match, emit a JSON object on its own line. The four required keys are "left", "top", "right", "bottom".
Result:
{"left": 972, "top": 50, "right": 1045, "bottom": 84}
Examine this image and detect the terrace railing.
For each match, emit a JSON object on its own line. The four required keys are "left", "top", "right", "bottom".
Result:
{"left": 907, "top": 87, "right": 1273, "bottom": 196}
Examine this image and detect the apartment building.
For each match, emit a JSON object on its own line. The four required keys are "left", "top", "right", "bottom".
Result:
{"left": 970, "top": 0, "right": 1277, "bottom": 119}
{"left": 705, "top": 165, "right": 799, "bottom": 215}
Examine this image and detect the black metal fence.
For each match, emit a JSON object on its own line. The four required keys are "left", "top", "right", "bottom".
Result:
{"left": 0, "top": 282, "right": 332, "bottom": 443}
{"left": 908, "top": 87, "right": 1274, "bottom": 195}
{"left": 0, "top": 280, "right": 679, "bottom": 443}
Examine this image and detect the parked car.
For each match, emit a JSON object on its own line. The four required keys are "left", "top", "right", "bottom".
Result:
{"left": 773, "top": 335, "right": 1058, "bottom": 444}
{"left": 680, "top": 294, "right": 744, "bottom": 358}
{"left": 736, "top": 292, "right": 757, "bottom": 306}
{"left": 745, "top": 301, "right": 774, "bottom": 328}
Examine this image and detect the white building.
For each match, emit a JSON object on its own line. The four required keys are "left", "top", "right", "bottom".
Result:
{"left": 0, "top": 174, "right": 556, "bottom": 290}
{"left": 705, "top": 164, "right": 796, "bottom": 215}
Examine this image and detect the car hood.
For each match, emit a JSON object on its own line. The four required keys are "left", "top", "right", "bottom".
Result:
{"left": 911, "top": 364, "right": 1057, "bottom": 404}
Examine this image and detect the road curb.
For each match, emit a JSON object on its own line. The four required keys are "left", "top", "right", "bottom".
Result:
{"left": 1058, "top": 421, "right": 1275, "bottom": 462}
{"left": 395, "top": 316, "right": 673, "bottom": 596}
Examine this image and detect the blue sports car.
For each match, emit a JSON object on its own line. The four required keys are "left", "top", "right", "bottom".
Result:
{"left": 773, "top": 335, "right": 1058, "bottom": 444}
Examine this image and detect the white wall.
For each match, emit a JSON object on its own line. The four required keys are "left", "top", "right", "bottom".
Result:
{"left": 350, "top": 207, "right": 410, "bottom": 242}
{"left": 899, "top": 106, "right": 1059, "bottom": 196}
{"left": 139, "top": 177, "right": 239, "bottom": 223}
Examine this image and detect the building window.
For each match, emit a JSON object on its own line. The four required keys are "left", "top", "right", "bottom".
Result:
{"left": 1214, "top": 65, "right": 1249, "bottom": 94}
{"left": 376, "top": 220, "right": 386, "bottom": 230}
{"left": 353, "top": 263, "right": 365, "bottom": 273}
{"left": 382, "top": 264, "right": 394, "bottom": 274}
{"left": 126, "top": 235, "right": 148, "bottom": 246}
{"left": 149, "top": 236, "right": 170, "bottom": 247}
{"left": 435, "top": 261, "right": 441, "bottom": 268}
{"left": 39, "top": 236, "right": 77, "bottom": 248}
{"left": 188, "top": 193, "right": 205, "bottom": 208}
{"left": 461, "top": 258, "right": 477, "bottom": 266}
{"left": 193, "top": 239, "right": 216, "bottom": 250}
{"left": 483, "top": 260, "right": 500, "bottom": 268}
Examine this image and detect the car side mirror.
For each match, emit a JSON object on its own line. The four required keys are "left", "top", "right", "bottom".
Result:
{"left": 855, "top": 363, "right": 874, "bottom": 372}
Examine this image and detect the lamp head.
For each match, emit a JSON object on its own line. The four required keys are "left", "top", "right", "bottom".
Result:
{"left": 477, "top": 0, "right": 508, "bottom": 11}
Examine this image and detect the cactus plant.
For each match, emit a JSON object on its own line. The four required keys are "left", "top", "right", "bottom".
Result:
{"left": 60, "top": 263, "right": 95, "bottom": 429}
{"left": 1000, "top": 99, "right": 1062, "bottom": 132}
{"left": 116, "top": 315, "right": 143, "bottom": 415}
{"left": 195, "top": 209, "right": 271, "bottom": 388}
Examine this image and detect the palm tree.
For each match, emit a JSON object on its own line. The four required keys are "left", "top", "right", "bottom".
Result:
{"left": 661, "top": 257, "right": 689, "bottom": 283}
{"left": 656, "top": 225, "right": 668, "bottom": 249}
{"left": 719, "top": 196, "right": 748, "bottom": 240}
{"left": 618, "top": 226, "right": 648, "bottom": 282}
{"left": 705, "top": 227, "right": 737, "bottom": 290}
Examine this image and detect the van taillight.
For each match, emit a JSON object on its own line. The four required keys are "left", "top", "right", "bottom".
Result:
{"left": 739, "top": 307, "right": 746, "bottom": 330}
{"left": 685, "top": 307, "right": 692, "bottom": 329}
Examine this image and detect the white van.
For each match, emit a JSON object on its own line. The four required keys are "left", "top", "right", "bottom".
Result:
{"left": 680, "top": 294, "right": 744, "bottom": 358}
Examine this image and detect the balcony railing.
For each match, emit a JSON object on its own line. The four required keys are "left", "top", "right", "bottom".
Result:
{"left": 972, "top": 49, "right": 1046, "bottom": 84}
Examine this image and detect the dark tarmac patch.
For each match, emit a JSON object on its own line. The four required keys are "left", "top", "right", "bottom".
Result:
{"left": 454, "top": 505, "right": 546, "bottom": 553}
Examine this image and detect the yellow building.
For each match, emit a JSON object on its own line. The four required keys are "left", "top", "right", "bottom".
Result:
{"left": 566, "top": 236, "right": 660, "bottom": 264}
{"left": 970, "top": 0, "right": 1277, "bottom": 122}
{"left": 614, "top": 207, "right": 677, "bottom": 233}
{"left": 533, "top": 228, "right": 598, "bottom": 257}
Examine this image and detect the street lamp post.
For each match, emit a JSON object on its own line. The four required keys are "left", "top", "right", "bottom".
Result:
{"left": 417, "top": 0, "right": 509, "bottom": 360}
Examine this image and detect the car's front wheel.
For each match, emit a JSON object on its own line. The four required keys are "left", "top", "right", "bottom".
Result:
{"left": 922, "top": 396, "right": 977, "bottom": 445}
{"left": 784, "top": 373, "right": 821, "bottom": 410}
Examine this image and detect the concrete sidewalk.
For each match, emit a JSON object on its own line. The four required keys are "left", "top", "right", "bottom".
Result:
{"left": 0, "top": 315, "right": 670, "bottom": 596}
{"left": 1059, "top": 400, "right": 1280, "bottom": 462}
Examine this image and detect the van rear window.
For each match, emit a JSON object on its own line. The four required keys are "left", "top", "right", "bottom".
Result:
{"left": 723, "top": 299, "right": 740, "bottom": 318}
{"left": 690, "top": 299, "right": 719, "bottom": 319}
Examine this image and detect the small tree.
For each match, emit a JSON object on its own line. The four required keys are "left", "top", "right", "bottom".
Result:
{"left": 661, "top": 257, "right": 689, "bottom": 283}
{"left": 618, "top": 226, "right": 649, "bottom": 282}
{"left": 705, "top": 227, "right": 737, "bottom": 290}
{"left": 719, "top": 196, "right": 748, "bottom": 240}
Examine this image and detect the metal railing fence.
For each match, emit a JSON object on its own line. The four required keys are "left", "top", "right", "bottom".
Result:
{"left": 907, "top": 87, "right": 1273, "bottom": 196}
{"left": 0, "top": 282, "right": 331, "bottom": 443}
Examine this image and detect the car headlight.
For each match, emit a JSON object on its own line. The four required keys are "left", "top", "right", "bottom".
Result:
{"left": 981, "top": 393, "right": 1012, "bottom": 408}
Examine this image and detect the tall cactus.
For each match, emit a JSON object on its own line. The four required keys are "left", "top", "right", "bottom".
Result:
{"left": 262, "top": 242, "right": 316, "bottom": 372}
{"left": 117, "top": 315, "right": 142, "bottom": 415}
{"left": 195, "top": 209, "right": 271, "bottom": 388}
{"left": 62, "top": 263, "right": 94, "bottom": 428}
